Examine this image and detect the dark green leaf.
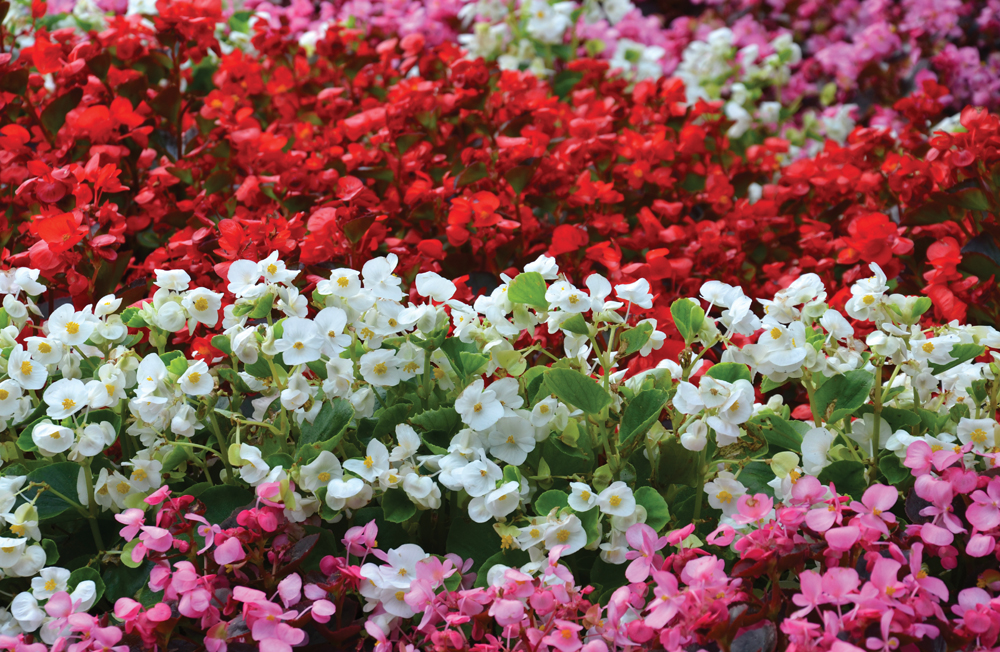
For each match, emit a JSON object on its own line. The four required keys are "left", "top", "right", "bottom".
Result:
{"left": 381, "top": 489, "right": 416, "bottom": 523}
{"left": 560, "top": 313, "right": 590, "bottom": 336}
{"left": 299, "top": 398, "right": 354, "bottom": 447}
{"left": 20, "top": 462, "right": 83, "bottom": 519}
{"left": 620, "top": 322, "right": 653, "bottom": 356}
{"left": 68, "top": 566, "right": 106, "bottom": 604}
{"left": 817, "top": 460, "right": 867, "bottom": 501}
{"left": 670, "top": 299, "right": 704, "bottom": 344}
{"left": 40, "top": 89, "right": 82, "bottom": 137}
{"left": 504, "top": 166, "right": 534, "bottom": 194}
{"left": 535, "top": 489, "right": 569, "bottom": 516}
{"left": 813, "top": 370, "right": 873, "bottom": 423}
{"left": 619, "top": 389, "right": 667, "bottom": 448}
{"left": 705, "top": 362, "right": 752, "bottom": 384}
{"left": 456, "top": 162, "right": 488, "bottom": 187}
{"left": 199, "top": 485, "right": 253, "bottom": 525}
{"left": 634, "top": 486, "right": 669, "bottom": 531}
{"left": 545, "top": 368, "right": 612, "bottom": 414}
{"left": 507, "top": 272, "right": 548, "bottom": 310}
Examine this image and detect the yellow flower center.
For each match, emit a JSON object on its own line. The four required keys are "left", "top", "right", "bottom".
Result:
{"left": 194, "top": 297, "right": 209, "bottom": 311}
{"left": 971, "top": 428, "right": 988, "bottom": 444}
{"left": 506, "top": 435, "right": 515, "bottom": 444}
{"left": 131, "top": 468, "right": 148, "bottom": 482}
{"left": 539, "top": 404, "right": 549, "bottom": 414}
{"left": 50, "top": 430, "right": 61, "bottom": 439}
{"left": 581, "top": 490, "right": 591, "bottom": 500}
{"left": 388, "top": 318, "right": 397, "bottom": 327}
{"left": 568, "top": 294, "right": 579, "bottom": 305}
{"left": 0, "top": 547, "right": 13, "bottom": 553}
{"left": 473, "top": 402, "right": 483, "bottom": 413}
{"left": 44, "top": 579, "right": 57, "bottom": 592}
{"left": 609, "top": 495, "right": 622, "bottom": 507}
{"left": 38, "top": 342, "right": 51, "bottom": 354}
{"left": 0, "top": 390, "right": 8, "bottom": 401}
{"left": 188, "top": 372, "right": 201, "bottom": 384}
{"left": 862, "top": 295, "right": 875, "bottom": 305}
{"left": 293, "top": 342, "right": 305, "bottom": 350}
{"left": 770, "top": 327, "right": 781, "bottom": 339}
{"left": 361, "top": 327, "right": 375, "bottom": 339}
{"left": 433, "top": 367, "right": 445, "bottom": 379}
{"left": 318, "top": 472, "right": 331, "bottom": 483}
{"left": 398, "top": 568, "right": 407, "bottom": 576}
{"left": 364, "top": 455, "right": 374, "bottom": 469}
{"left": 501, "top": 534, "right": 514, "bottom": 550}
{"left": 395, "top": 591, "right": 405, "bottom": 601}
{"left": 337, "top": 277, "right": 350, "bottom": 287}
{"left": 717, "top": 490, "right": 733, "bottom": 504}
{"left": 61, "top": 398, "right": 75, "bottom": 411}
{"left": 106, "top": 383, "right": 116, "bottom": 396}
{"left": 267, "top": 264, "right": 278, "bottom": 275}
{"left": 561, "top": 630, "right": 573, "bottom": 640}
{"left": 97, "top": 485, "right": 109, "bottom": 495}
{"left": 529, "top": 528, "right": 540, "bottom": 538}
{"left": 20, "top": 360, "right": 32, "bottom": 375}
{"left": 403, "top": 362, "right": 420, "bottom": 373}
{"left": 373, "top": 362, "right": 387, "bottom": 375}
{"left": 556, "top": 530, "right": 569, "bottom": 543}
{"left": 66, "top": 321, "right": 80, "bottom": 335}
{"left": 116, "top": 482, "right": 130, "bottom": 494}
{"left": 10, "top": 525, "right": 25, "bottom": 535}
{"left": 729, "top": 400, "right": 740, "bottom": 412}
{"left": 922, "top": 341, "right": 934, "bottom": 353}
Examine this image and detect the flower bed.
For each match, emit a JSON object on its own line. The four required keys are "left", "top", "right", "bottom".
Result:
{"left": 2, "top": 0, "right": 1000, "bottom": 650}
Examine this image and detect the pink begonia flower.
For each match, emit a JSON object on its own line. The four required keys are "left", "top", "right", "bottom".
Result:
{"left": 138, "top": 526, "right": 174, "bottom": 552}
{"left": 644, "top": 569, "right": 682, "bottom": 628}
{"left": 114, "top": 509, "right": 145, "bottom": 542}
{"left": 790, "top": 570, "right": 824, "bottom": 618}
{"left": 707, "top": 523, "right": 736, "bottom": 546}
{"left": 541, "top": 619, "right": 583, "bottom": 652}
{"left": 790, "top": 475, "right": 828, "bottom": 505}
{"left": 966, "top": 532, "right": 997, "bottom": 557}
{"left": 825, "top": 525, "right": 860, "bottom": 551}
{"left": 205, "top": 622, "right": 228, "bottom": 652}
{"left": 903, "top": 543, "right": 948, "bottom": 601}
{"left": 664, "top": 522, "right": 695, "bottom": 545}
{"left": 952, "top": 587, "right": 995, "bottom": 634}
{"left": 144, "top": 485, "right": 171, "bottom": 505}
{"left": 806, "top": 491, "right": 848, "bottom": 532}
{"left": 822, "top": 567, "right": 860, "bottom": 606}
{"left": 733, "top": 493, "right": 773, "bottom": 524}
{"left": 865, "top": 611, "right": 900, "bottom": 652}
{"left": 967, "top": 477, "right": 1000, "bottom": 531}
{"left": 869, "top": 558, "right": 908, "bottom": 604}
{"left": 849, "top": 484, "right": 897, "bottom": 536}
{"left": 185, "top": 513, "right": 223, "bottom": 554}
{"left": 310, "top": 599, "right": 336, "bottom": 624}
{"left": 415, "top": 556, "right": 455, "bottom": 586}
{"left": 258, "top": 622, "right": 305, "bottom": 652}
{"left": 624, "top": 523, "right": 668, "bottom": 583}
{"left": 214, "top": 537, "right": 246, "bottom": 566}
{"left": 276, "top": 573, "right": 301, "bottom": 608}
{"left": 488, "top": 599, "right": 525, "bottom": 627}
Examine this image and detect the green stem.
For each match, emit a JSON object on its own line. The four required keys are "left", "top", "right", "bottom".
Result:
{"left": 207, "top": 415, "right": 235, "bottom": 481}
{"left": 82, "top": 463, "right": 105, "bottom": 551}
{"left": 692, "top": 447, "right": 707, "bottom": 523}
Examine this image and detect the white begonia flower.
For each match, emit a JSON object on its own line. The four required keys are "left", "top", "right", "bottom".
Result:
{"left": 227, "top": 260, "right": 263, "bottom": 298}
{"left": 323, "top": 358, "right": 355, "bottom": 398}
{"left": 275, "top": 317, "right": 323, "bottom": 366}
{"left": 344, "top": 439, "right": 390, "bottom": 483}
{"left": 543, "top": 514, "right": 587, "bottom": 554}
{"left": 362, "top": 254, "right": 403, "bottom": 302}
{"left": 598, "top": 481, "right": 635, "bottom": 517}
{"left": 258, "top": 251, "right": 298, "bottom": 285}
{"left": 182, "top": 287, "right": 223, "bottom": 327}
{"left": 461, "top": 457, "right": 503, "bottom": 497}
{"left": 705, "top": 471, "right": 746, "bottom": 517}
{"left": 4, "top": 296, "right": 27, "bottom": 322}
{"left": 299, "top": 451, "right": 343, "bottom": 493}
{"left": 0, "top": 538, "right": 26, "bottom": 567}
{"left": 801, "top": 427, "right": 835, "bottom": 476}
{"left": 758, "top": 101, "right": 781, "bottom": 124}
{"left": 47, "top": 304, "right": 97, "bottom": 346}
{"left": 0, "top": 380, "right": 22, "bottom": 416}
{"left": 155, "top": 302, "right": 186, "bottom": 332}
{"left": 455, "top": 379, "right": 504, "bottom": 431}
{"left": 30, "top": 567, "right": 70, "bottom": 600}
{"left": 820, "top": 309, "right": 854, "bottom": 341}
{"left": 317, "top": 268, "right": 362, "bottom": 297}
{"left": 481, "top": 480, "right": 521, "bottom": 521}
{"left": 7, "top": 344, "right": 49, "bottom": 389}
{"left": 568, "top": 482, "right": 597, "bottom": 512}
{"left": 8, "top": 504, "right": 39, "bottom": 540}
{"left": 94, "top": 294, "right": 122, "bottom": 318}
{"left": 845, "top": 262, "right": 889, "bottom": 321}
{"left": 957, "top": 417, "right": 996, "bottom": 453}
{"left": 137, "top": 352, "right": 168, "bottom": 394}
{"left": 415, "top": 272, "right": 456, "bottom": 302}
{"left": 846, "top": 413, "right": 893, "bottom": 457}
{"left": 672, "top": 381, "right": 705, "bottom": 415}
{"left": 489, "top": 378, "right": 523, "bottom": 414}
{"left": 179, "top": 360, "right": 214, "bottom": 395}
{"left": 530, "top": 396, "right": 560, "bottom": 427}
{"left": 724, "top": 101, "right": 753, "bottom": 138}
{"left": 487, "top": 416, "right": 535, "bottom": 465}
{"left": 314, "top": 307, "right": 350, "bottom": 357}
{"left": 390, "top": 425, "right": 422, "bottom": 462}
{"left": 395, "top": 342, "right": 425, "bottom": 382}
{"left": 680, "top": 420, "right": 708, "bottom": 452}
{"left": 169, "top": 404, "right": 197, "bottom": 438}
{"left": 70, "top": 422, "right": 115, "bottom": 460}
{"left": 325, "top": 477, "right": 365, "bottom": 511}
{"left": 545, "top": 281, "right": 591, "bottom": 313}
{"left": 25, "top": 337, "right": 61, "bottom": 365}
{"left": 231, "top": 326, "right": 260, "bottom": 365}
{"left": 359, "top": 349, "right": 402, "bottom": 387}
{"left": 154, "top": 269, "right": 191, "bottom": 292}
{"left": 700, "top": 281, "right": 742, "bottom": 308}
{"left": 275, "top": 286, "right": 308, "bottom": 318}
{"left": 720, "top": 295, "right": 761, "bottom": 336}
{"left": 911, "top": 334, "right": 960, "bottom": 365}
{"left": 238, "top": 444, "right": 270, "bottom": 486}
{"left": 615, "top": 278, "right": 654, "bottom": 309}
{"left": 280, "top": 372, "right": 312, "bottom": 411}
{"left": 32, "top": 421, "right": 74, "bottom": 457}
{"left": 403, "top": 474, "right": 441, "bottom": 510}
{"left": 524, "top": 254, "right": 559, "bottom": 279}
{"left": 525, "top": 0, "right": 575, "bottom": 43}
{"left": 10, "top": 593, "right": 44, "bottom": 632}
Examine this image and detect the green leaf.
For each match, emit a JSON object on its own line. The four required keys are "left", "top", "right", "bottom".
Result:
{"left": 656, "top": 438, "right": 700, "bottom": 488}
{"left": 813, "top": 370, "right": 873, "bottom": 423}
{"left": 205, "top": 170, "right": 234, "bottom": 195}
{"left": 459, "top": 351, "right": 490, "bottom": 377}
{"left": 544, "top": 368, "right": 612, "bottom": 414}
{"left": 120, "top": 540, "right": 142, "bottom": 568}
{"left": 68, "top": 566, "right": 106, "bottom": 604}
{"left": 20, "top": 462, "right": 83, "bottom": 519}
{"left": 42, "top": 539, "right": 59, "bottom": 565}
{"left": 634, "top": 486, "right": 669, "bottom": 532}
{"left": 167, "top": 167, "right": 194, "bottom": 185}
{"left": 381, "top": 489, "right": 416, "bottom": 523}
{"left": 552, "top": 70, "right": 583, "bottom": 98}
{"left": 372, "top": 404, "right": 412, "bottom": 440}
{"left": 299, "top": 398, "right": 354, "bottom": 447}
{"left": 760, "top": 376, "right": 787, "bottom": 392}
{"left": 507, "top": 272, "right": 548, "bottom": 310}
{"left": 705, "top": 362, "right": 752, "bottom": 384}
{"left": 210, "top": 334, "right": 232, "bottom": 356}
{"left": 504, "top": 166, "right": 534, "bottom": 194}
{"left": 620, "top": 322, "right": 652, "bottom": 356}
{"left": 757, "top": 414, "right": 804, "bottom": 450}
{"left": 199, "top": 485, "right": 253, "bottom": 524}
{"left": 879, "top": 454, "right": 911, "bottom": 486}
{"left": 122, "top": 307, "right": 147, "bottom": 328}
{"left": 737, "top": 462, "right": 776, "bottom": 498}
{"left": 817, "top": 460, "right": 867, "bottom": 501}
{"left": 619, "top": 389, "right": 667, "bottom": 448}
{"left": 411, "top": 407, "right": 462, "bottom": 437}
{"left": 535, "top": 490, "right": 569, "bottom": 516}
{"left": 250, "top": 292, "right": 275, "bottom": 319}
{"left": 670, "top": 299, "right": 704, "bottom": 344}
{"left": 930, "top": 344, "right": 985, "bottom": 375}
{"left": 543, "top": 435, "right": 594, "bottom": 476}
{"left": 560, "top": 313, "right": 590, "bottom": 336}
{"left": 457, "top": 162, "right": 488, "bottom": 187}
{"left": 40, "top": 88, "right": 82, "bottom": 137}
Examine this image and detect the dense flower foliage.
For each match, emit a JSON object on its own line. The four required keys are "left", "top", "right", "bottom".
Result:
{"left": 4, "top": 0, "right": 1000, "bottom": 650}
